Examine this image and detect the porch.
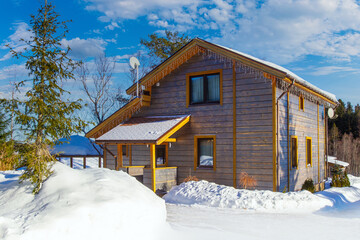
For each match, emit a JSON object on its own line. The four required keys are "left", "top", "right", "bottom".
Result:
{"left": 95, "top": 115, "right": 190, "bottom": 192}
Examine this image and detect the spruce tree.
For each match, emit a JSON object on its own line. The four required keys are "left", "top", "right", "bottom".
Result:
{"left": 5, "top": 1, "right": 86, "bottom": 193}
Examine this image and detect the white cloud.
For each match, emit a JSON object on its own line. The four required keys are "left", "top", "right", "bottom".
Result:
{"left": 0, "top": 22, "right": 32, "bottom": 61}
{"left": 82, "top": 0, "right": 360, "bottom": 64}
{"left": 60, "top": 37, "right": 107, "bottom": 59}
{"left": 0, "top": 64, "right": 28, "bottom": 81}
{"left": 310, "top": 66, "right": 360, "bottom": 76}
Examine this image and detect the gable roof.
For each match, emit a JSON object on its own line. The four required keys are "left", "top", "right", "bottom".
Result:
{"left": 87, "top": 38, "right": 338, "bottom": 139}
{"left": 126, "top": 38, "right": 337, "bottom": 104}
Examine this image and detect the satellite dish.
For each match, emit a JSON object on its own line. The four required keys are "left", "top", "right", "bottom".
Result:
{"left": 130, "top": 56, "right": 141, "bottom": 97}
{"left": 130, "top": 57, "right": 140, "bottom": 69}
{"left": 328, "top": 108, "right": 334, "bottom": 119}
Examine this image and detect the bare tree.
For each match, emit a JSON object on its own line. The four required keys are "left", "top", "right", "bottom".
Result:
{"left": 78, "top": 55, "right": 127, "bottom": 125}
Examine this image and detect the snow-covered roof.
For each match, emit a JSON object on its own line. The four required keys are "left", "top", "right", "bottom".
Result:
{"left": 328, "top": 156, "right": 349, "bottom": 167}
{"left": 51, "top": 135, "right": 103, "bottom": 157}
{"left": 96, "top": 115, "right": 190, "bottom": 143}
{"left": 211, "top": 41, "right": 338, "bottom": 103}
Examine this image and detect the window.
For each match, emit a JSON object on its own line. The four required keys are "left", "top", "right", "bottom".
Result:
{"left": 122, "top": 145, "right": 128, "bottom": 156}
{"left": 194, "top": 136, "right": 216, "bottom": 170}
{"left": 186, "top": 70, "right": 222, "bottom": 107}
{"left": 156, "top": 145, "right": 167, "bottom": 166}
{"left": 299, "top": 95, "right": 305, "bottom": 111}
{"left": 306, "top": 137, "right": 312, "bottom": 167}
{"left": 291, "top": 136, "right": 298, "bottom": 169}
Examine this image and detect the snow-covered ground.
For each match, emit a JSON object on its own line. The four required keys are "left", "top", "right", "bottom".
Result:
{"left": 164, "top": 176, "right": 360, "bottom": 240}
{"left": 0, "top": 163, "right": 168, "bottom": 240}
{"left": 1, "top": 162, "right": 359, "bottom": 240}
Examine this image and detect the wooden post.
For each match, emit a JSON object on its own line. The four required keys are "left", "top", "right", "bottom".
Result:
{"left": 117, "top": 144, "right": 123, "bottom": 170}
{"left": 150, "top": 144, "right": 156, "bottom": 192}
{"left": 98, "top": 157, "right": 101, "bottom": 168}
{"left": 83, "top": 157, "right": 86, "bottom": 169}
{"left": 103, "top": 144, "right": 107, "bottom": 168}
{"left": 70, "top": 157, "right": 73, "bottom": 168}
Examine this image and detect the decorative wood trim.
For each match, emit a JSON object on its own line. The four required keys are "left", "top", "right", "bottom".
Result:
{"left": 186, "top": 69, "right": 223, "bottom": 108}
{"left": 272, "top": 81, "right": 277, "bottom": 191}
{"left": 291, "top": 136, "right": 299, "bottom": 170}
{"left": 306, "top": 137, "right": 313, "bottom": 168}
{"left": 284, "top": 77, "right": 336, "bottom": 105}
{"left": 86, "top": 98, "right": 142, "bottom": 139}
{"left": 156, "top": 116, "right": 190, "bottom": 145}
{"left": 194, "top": 135, "right": 216, "bottom": 171}
{"left": 164, "top": 138, "right": 177, "bottom": 143}
{"left": 150, "top": 144, "right": 156, "bottom": 192}
{"left": 126, "top": 43, "right": 206, "bottom": 95}
{"left": 232, "top": 59, "right": 237, "bottom": 188}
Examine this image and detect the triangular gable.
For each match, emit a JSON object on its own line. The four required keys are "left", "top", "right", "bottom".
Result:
{"left": 87, "top": 38, "right": 337, "bottom": 139}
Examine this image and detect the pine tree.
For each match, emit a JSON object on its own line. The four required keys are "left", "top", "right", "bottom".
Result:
{"left": 140, "top": 30, "right": 191, "bottom": 65}
{"left": 4, "top": 1, "right": 86, "bottom": 193}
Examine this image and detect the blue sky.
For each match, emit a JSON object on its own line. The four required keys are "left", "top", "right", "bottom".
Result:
{"left": 1, "top": 0, "right": 360, "bottom": 107}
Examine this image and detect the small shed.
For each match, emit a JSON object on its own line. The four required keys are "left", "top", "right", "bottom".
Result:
{"left": 51, "top": 135, "right": 103, "bottom": 168}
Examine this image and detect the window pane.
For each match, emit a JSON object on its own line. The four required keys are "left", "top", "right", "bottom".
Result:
{"left": 191, "top": 76, "right": 204, "bottom": 104}
{"left": 307, "top": 139, "right": 311, "bottom": 165}
{"left": 207, "top": 74, "right": 220, "bottom": 102}
{"left": 156, "top": 145, "right": 166, "bottom": 165}
{"left": 198, "top": 138, "right": 213, "bottom": 167}
{"left": 291, "top": 138, "right": 297, "bottom": 168}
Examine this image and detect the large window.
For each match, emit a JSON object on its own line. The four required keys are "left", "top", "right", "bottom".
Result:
{"left": 194, "top": 136, "right": 216, "bottom": 170}
{"left": 186, "top": 70, "right": 222, "bottom": 107}
{"left": 306, "top": 137, "right": 312, "bottom": 167}
{"left": 291, "top": 136, "right": 298, "bottom": 169}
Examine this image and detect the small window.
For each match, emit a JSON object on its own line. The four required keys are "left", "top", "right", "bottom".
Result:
{"left": 156, "top": 145, "right": 166, "bottom": 166}
{"left": 306, "top": 137, "right": 312, "bottom": 167}
{"left": 186, "top": 70, "right": 222, "bottom": 107}
{"left": 194, "top": 136, "right": 216, "bottom": 170}
{"left": 299, "top": 95, "right": 305, "bottom": 111}
{"left": 291, "top": 136, "right": 298, "bottom": 169}
{"left": 190, "top": 73, "right": 220, "bottom": 105}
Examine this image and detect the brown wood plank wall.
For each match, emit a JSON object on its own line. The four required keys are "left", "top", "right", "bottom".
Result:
{"left": 277, "top": 89, "right": 326, "bottom": 191}
{"left": 130, "top": 54, "right": 274, "bottom": 190}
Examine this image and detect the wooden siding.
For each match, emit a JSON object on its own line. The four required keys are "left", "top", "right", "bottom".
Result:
{"left": 131, "top": 54, "right": 274, "bottom": 190}
{"left": 103, "top": 144, "right": 132, "bottom": 170}
{"left": 277, "top": 88, "right": 326, "bottom": 191}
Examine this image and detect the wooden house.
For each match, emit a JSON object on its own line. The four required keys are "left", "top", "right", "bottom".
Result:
{"left": 86, "top": 38, "right": 338, "bottom": 192}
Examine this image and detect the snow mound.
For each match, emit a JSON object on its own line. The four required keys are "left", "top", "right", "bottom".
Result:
{"left": 164, "top": 180, "right": 332, "bottom": 212}
{"left": 349, "top": 174, "right": 360, "bottom": 188}
{"left": 0, "top": 163, "right": 167, "bottom": 240}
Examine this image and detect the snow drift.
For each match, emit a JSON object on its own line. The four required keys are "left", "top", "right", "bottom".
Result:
{"left": 0, "top": 163, "right": 167, "bottom": 240}
{"left": 164, "top": 180, "right": 333, "bottom": 212}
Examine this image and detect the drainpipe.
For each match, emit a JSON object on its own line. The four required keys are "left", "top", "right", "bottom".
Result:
{"left": 276, "top": 77, "right": 295, "bottom": 192}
